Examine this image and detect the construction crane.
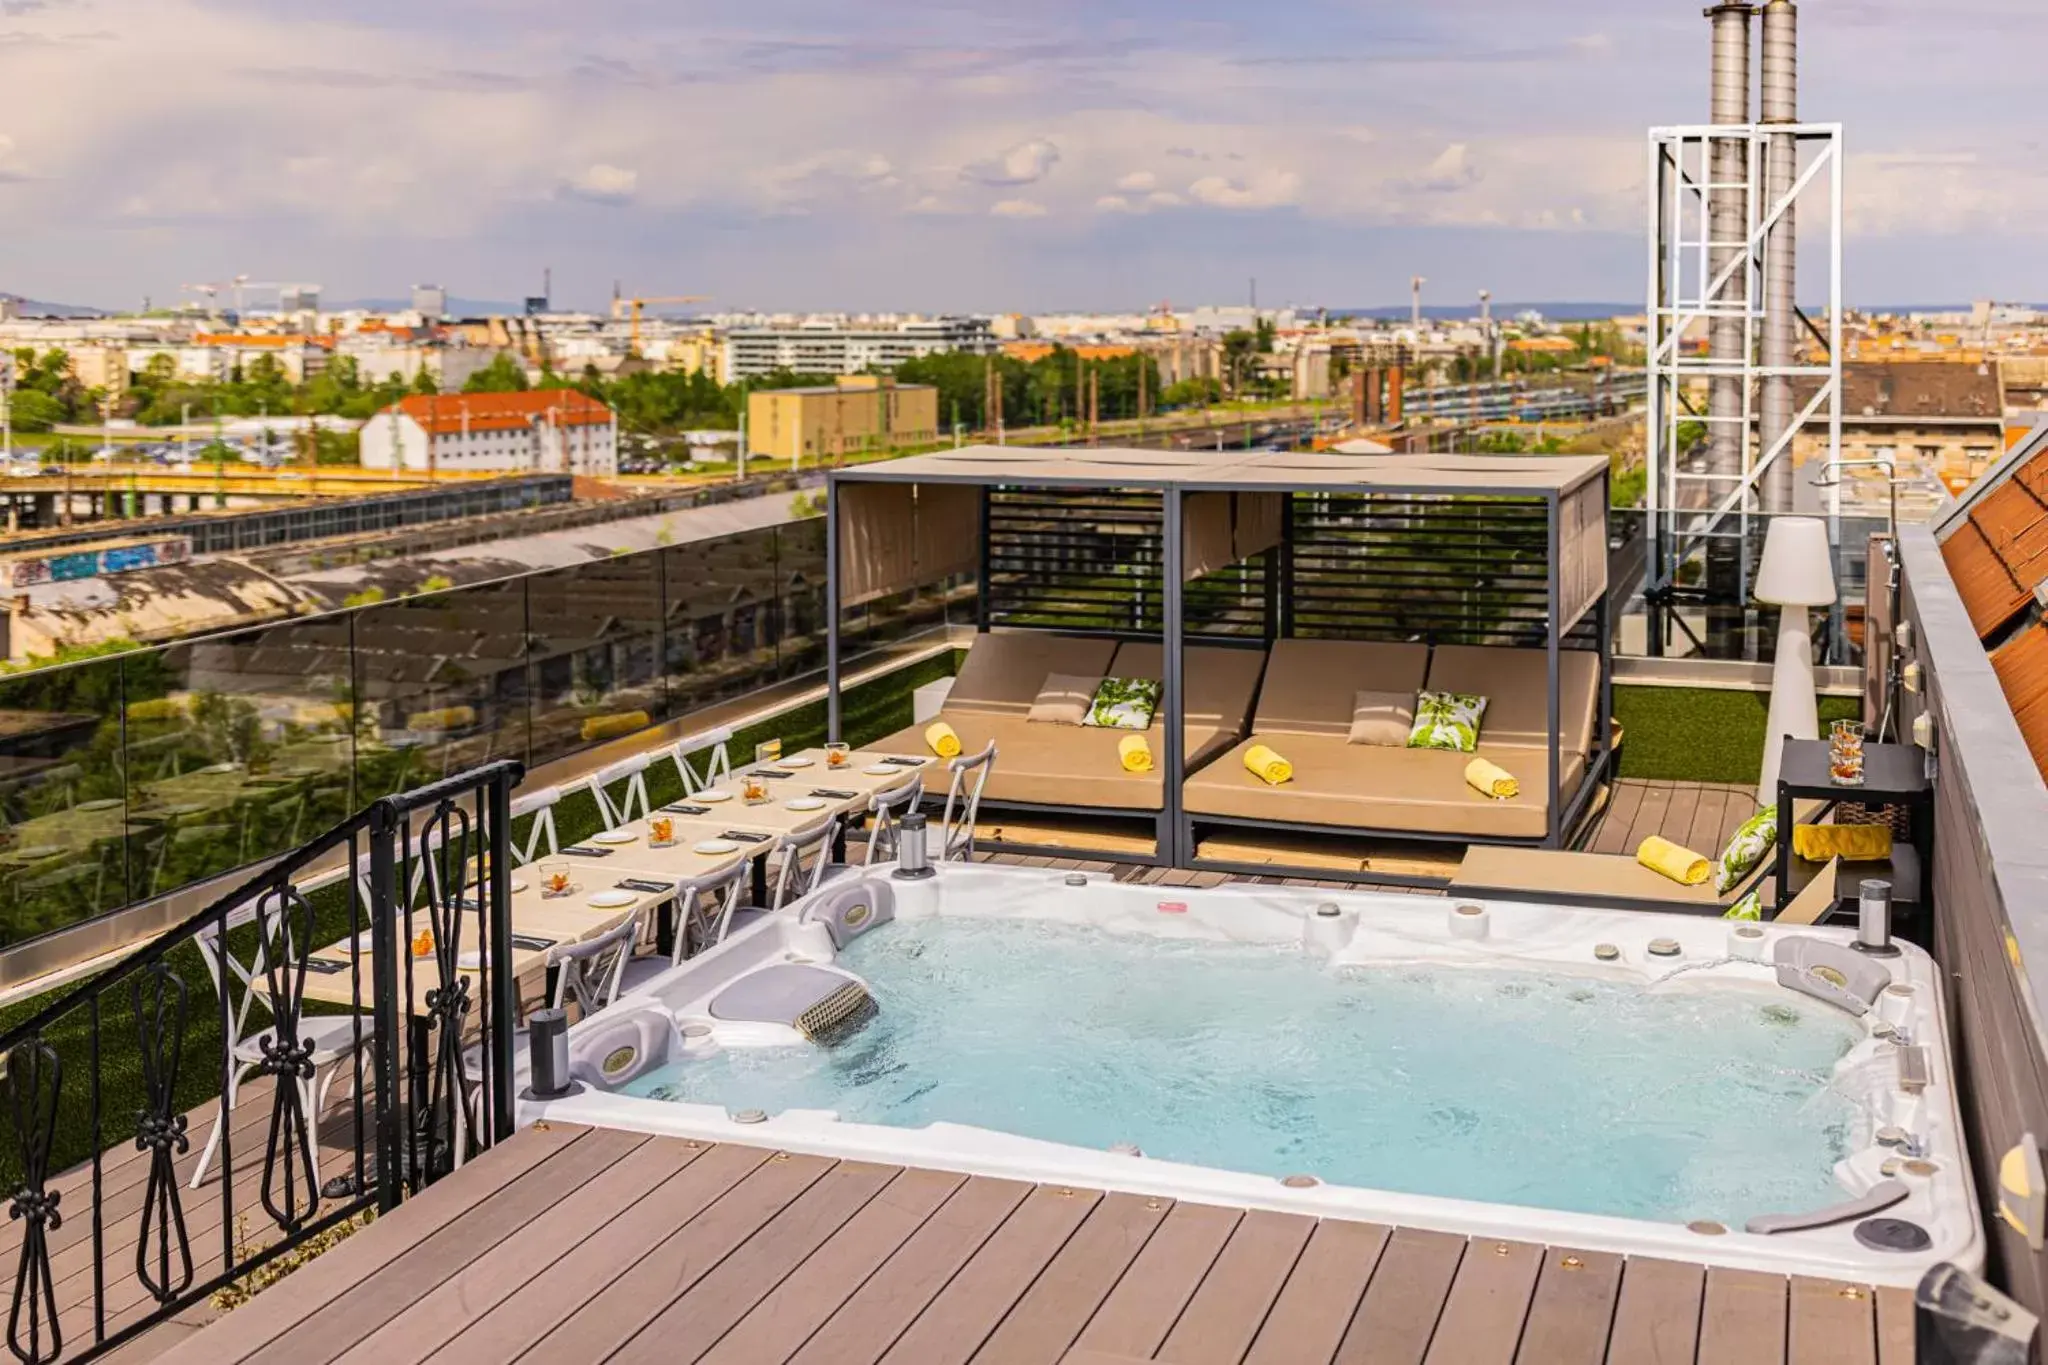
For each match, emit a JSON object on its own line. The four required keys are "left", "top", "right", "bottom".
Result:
{"left": 611, "top": 294, "right": 709, "bottom": 353}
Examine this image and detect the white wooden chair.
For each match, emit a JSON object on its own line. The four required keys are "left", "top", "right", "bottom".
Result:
{"left": 766, "top": 816, "right": 845, "bottom": 912}
{"left": 507, "top": 785, "right": 563, "bottom": 866}
{"left": 860, "top": 777, "right": 925, "bottom": 866}
{"left": 581, "top": 754, "right": 652, "bottom": 832}
{"left": 668, "top": 726, "right": 734, "bottom": 797}
{"left": 938, "top": 741, "right": 997, "bottom": 862}
{"left": 190, "top": 884, "right": 372, "bottom": 1190}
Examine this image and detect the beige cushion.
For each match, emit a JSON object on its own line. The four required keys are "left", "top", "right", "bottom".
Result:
{"left": 948, "top": 633, "right": 1121, "bottom": 717}
{"left": 1450, "top": 846, "right": 1727, "bottom": 907}
{"left": 1026, "top": 673, "right": 1103, "bottom": 726}
{"left": 1184, "top": 734, "right": 1584, "bottom": 840}
{"left": 1348, "top": 690, "right": 1416, "bottom": 746}
{"left": 871, "top": 715, "right": 1167, "bottom": 810}
{"left": 1109, "top": 642, "right": 1267, "bottom": 730}
{"left": 1425, "top": 646, "right": 1600, "bottom": 756}
{"left": 1253, "top": 639, "right": 1431, "bottom": 737}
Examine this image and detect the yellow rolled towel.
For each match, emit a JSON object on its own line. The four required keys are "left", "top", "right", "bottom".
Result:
{"left": 1638, "top": 835, "right": 1711, "bottom": 886}
{"left": 1243, "top": 743, "right": 1292, "bottom": 786}
{"left": 1464, "top": 758, "right": 1520, "bottom": 800}
{"left": 924, "top": 721, "right": 962, "bottom": 759}
{"left": 1792, "top": 823, "right": 1893, "bottom": 863}
{"left": 1118, "top": 733, "right": 1154, "bottom": 773}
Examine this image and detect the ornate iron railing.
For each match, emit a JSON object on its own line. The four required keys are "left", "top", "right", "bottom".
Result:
{"left": 0, "top": 759, "right": 522, "bottom": 1363}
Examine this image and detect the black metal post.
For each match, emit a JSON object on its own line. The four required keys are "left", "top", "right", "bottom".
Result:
{"left": 1546, "top": 489, "right": 1563, "bottom": 848}
{"left": 976, "top": 485, "right": 992, "bottom": 632}
{"left": 485, "top": 769, "right": 517, "bottom": 1143}
{"left": 368, "top": 802, "right": 402, "bottom": 1214}
{"left": 825, "top": 473, "right": 842, "bottom": 742}
{"left": 1163, "top": 489, "right": 1186, "bottom": 866}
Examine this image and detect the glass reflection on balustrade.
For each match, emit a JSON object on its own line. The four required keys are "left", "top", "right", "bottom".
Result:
{"left": 526, "top": 551, "right": 668, "bottom": 768}
{"left": 0, "top": 653, "right": 130, "bottom": 946}
{"left": 350, "top": 582, "right": 529, "bottom": 802}
{"left": 661, "top": 527, "right": 789, "bottom": 714}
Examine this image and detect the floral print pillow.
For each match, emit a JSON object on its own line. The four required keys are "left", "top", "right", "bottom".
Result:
{"left": 1724, "top": 891, "right": 1763, "bottom": 921}
{"left": 1715, "top": 804, "right": 1778, "bottom": 894}
{"left": 1082, "top": 677, "right": 1162, "bottom": 730}
{"left": 1406, "top": 690, "right": 1488, "bottom": 753}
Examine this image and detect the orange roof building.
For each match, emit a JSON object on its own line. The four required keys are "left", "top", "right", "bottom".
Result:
{"left": 360, "top": 388, "right": 618, "bottom": 476}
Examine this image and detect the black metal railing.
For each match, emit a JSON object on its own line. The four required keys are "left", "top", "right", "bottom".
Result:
{"left": 0, "top": 759, "right": 521, "bottom": 1364}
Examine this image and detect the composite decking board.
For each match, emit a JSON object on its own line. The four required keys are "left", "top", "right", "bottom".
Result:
{"left": 878, "top": 1184, "right": 1105, "bottom": 1365}
{"left": 696, "top": 1166, "right": 971, "bottom": 1365}
{"left": 1660, "top": 785, "right": 1703, "bottom": 859}
{"left": 1586, "top": 781, "right": 1645, "bottom": 854}
{"left": 423, "top": 1141, "right": 773, "bottom": 1365}
{"left": 1332, "top": 1226, "right": 1467, "bottom": 1365}
{"left": 1786, "top": 1278, "right": 1877, "bottom": 1365}
{"left": 330, "top": 1135, "right": 707, "bottom": 1365}
{"left": 237, "top": 1125, "right": 656, "bottom": 1365}
{"left": 1623, "top": 783, "right": 1675, "bottom": 856}
{"left": 1418, "top": 1238, "right": 1543, "bottom": 1365}
{"left": 782, "top": 1174, "right": 1035, "bottom": 1365}
{"left": 147, "top": 1122, "right": 588, "bottom": 1365}
{"left": 1067, "top": 1201, "right": 1242, "bottom": 1359}
{"left": 608, "top": 1159, "right": 904, "bottom": 1365}
{"left": 1600, "top": 1256, "right": 1703, "bottom": 1365}
{"left": 1155, "top": 1208, "right": 1317, "bottom": 1365}
{"left": 1510, "top": 1247, "right": 1622, "bottom": 1365}
{"left": 968, "top": 1192, "right": 1175, "bottom": 1365}
{"left": 1240, "top": 1218, "right": 1391, "bottom": 1365}
{"left": 1873, "top": 1287, "right": 1914, "bottom": 1365}
{"left": 1696, "top": 1267, "right": 1789, "bottom": 1365}
{"left": 1687, "top": 787, "right": 1730, "bottom": 857}
{"left": 513, "top": 1149, "right": 836, "bottom": 1365}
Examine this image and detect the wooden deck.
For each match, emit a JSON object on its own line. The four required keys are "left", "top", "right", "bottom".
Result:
{"left": 160, "top": 1124, "right": 1915, "bottom": 1365}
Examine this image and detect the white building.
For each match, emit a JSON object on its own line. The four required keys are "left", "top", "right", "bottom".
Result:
{"left": 722, "top": 315, "right": 996, "bottom": 378}
{"left": 358, "top": 389, "right": 618, "bottom": 475}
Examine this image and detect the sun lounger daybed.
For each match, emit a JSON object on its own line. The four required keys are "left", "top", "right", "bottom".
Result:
{"left": 871, "top": 630, "right": 1266, "bottom": 813}
{"left": 1450, "top": 846, "right": 1841, "bottom": 923}
{"left": 1183, "top": 638, "right": 1603, "bottom": 845}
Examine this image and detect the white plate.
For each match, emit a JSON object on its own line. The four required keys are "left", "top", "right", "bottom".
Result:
{"left": 693, "top": 839, "right": 739, "bottom": 856}
{"left": 862, "top": 763, "right": 898, "bottom": 776}
{"left": 696, "top": 788, "right": 733, "bottom": 803}
{"left": 591, "top": 829, "right": 637, "bottom": 845}
{"left": 586, "top": 889, "right": 637, "bottom": 908}
{"left": 784, "top": 797, "right": 826, "bottom": 812}
{"left": 509, "top": 878, "right": 527, "bottom": 894}
{"left": 457, "top": 950, "right": 484, "bottom": 970}
{"left": 780, "top": 755, "right": 814, "bottom": 768}
{"left": 347, "top": 930, "right": 377, "bottom": 952}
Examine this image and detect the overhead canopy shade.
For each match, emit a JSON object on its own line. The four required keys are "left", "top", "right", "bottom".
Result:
{"left": 1557, "top": 474, "right": 1610, "bottom": 631}
{"left": 1182, "top": 491, "right": 1286, "bottom": 582}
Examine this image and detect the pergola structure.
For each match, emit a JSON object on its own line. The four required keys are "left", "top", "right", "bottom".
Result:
{"left": 825, "top": 447, "right": 1616, "bottom": 875}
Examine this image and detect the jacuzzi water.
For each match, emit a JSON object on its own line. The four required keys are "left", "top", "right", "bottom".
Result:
{"left": 620, "top": 916, "right": 1861, "bottom": 1226}
{"left": 525, "top": 864, "right": 1982, "bottom": 1284}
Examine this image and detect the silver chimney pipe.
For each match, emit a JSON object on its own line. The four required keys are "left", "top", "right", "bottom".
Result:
{"left": 1705, "top": 3, "right": 1753, "bottom": 631}
{"left": 1759, "top": 0, "right": 1799, "bottom": 513}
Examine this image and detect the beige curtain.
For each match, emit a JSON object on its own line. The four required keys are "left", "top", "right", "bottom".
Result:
{"left": 1556, "top": 477, "right": 1610, "bottom": 630}
{"left": 1233, "top": 492, "right": 1285, "bottom": 561}
{"left": 839, "top": 481, "right": 982, "bottom": 605}
{"left": 1181, "top": 492, "right": 1234, "bottom": 582}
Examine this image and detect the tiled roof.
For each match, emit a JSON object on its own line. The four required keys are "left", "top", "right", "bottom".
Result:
{"left": 1942, "top": 432, "right": 2048, "bottom": 783}
{"left": 1794, "top": 360, "right": 2003, "bottom": 422}
{"left": 386, "top": 388, "right": 613, "bottom": 435}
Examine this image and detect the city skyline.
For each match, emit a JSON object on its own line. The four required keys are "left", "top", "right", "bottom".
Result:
{"left": 0, "top": 0, "right": 2038, "bottom": 313}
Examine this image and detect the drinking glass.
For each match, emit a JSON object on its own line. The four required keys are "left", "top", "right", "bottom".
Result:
{"left": 539, "top": 862, "right": 572, "bottom": 898}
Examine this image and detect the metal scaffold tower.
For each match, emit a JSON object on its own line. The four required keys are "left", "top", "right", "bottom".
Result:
{"left": 1643, "top": 118, "right": 1843, "bottom": 655}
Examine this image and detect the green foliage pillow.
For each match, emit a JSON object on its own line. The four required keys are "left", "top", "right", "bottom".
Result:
{"left": 1083, "top": 677, "right": 1162, "bottom": 730}
{"left": 1724, "top": 891, "right": 1763, "bottom": 922}
{"left": 1407, "top": 691, "right": 1488, "bottom": 753}
{"left": 1715, "top": 804, "right": 1779, "bottom": 894}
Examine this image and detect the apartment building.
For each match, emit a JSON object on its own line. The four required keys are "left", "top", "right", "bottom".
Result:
{"left": 723, "top": 316, "right": 995, "bottom": 379}
{"left": 1792, "top": 361, "right": 2007, "bottom": 519}
{"left": 359, "top": 389, "right": 618, "bottom": 475}
{"left": 746, "top": 377, "right": 938, "bottom": 463}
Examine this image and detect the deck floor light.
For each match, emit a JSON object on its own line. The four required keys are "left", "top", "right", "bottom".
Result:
{"left": 1754, "top": 516, "right": 1839, "bottom": 804}
{"left": 893, "top": 812, "right": 935, "bottom": 880}
{"left": 523, "top": 1006, "right": 582, "bottom": 1101}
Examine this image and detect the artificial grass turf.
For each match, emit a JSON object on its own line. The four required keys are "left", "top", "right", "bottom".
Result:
{"left": 1613, "top": 685, "right": 1863, "bottom": 785}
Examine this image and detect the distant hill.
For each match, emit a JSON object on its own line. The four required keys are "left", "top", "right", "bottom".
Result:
{"left": 323, "top": 296, "right": 537, "bottom": 317}
{"left": 0, "top": 293, "right": 108, "bottom": 319}
{"left": 1330, "top": 302, "right": 1639, "bottom": 322}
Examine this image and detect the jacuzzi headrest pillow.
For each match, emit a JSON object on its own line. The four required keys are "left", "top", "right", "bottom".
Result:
{"left": 801, "top": 878, "right": 895, "bottom": 949}
{"left": 566, "top": 1006, "right": 676, "bottom": 1090}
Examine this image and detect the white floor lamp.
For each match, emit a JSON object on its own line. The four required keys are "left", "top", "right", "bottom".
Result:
{"left": 1754, "top": 517, "right": 1839, "bottom": 805}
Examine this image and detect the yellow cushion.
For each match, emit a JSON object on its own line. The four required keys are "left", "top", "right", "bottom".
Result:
{"left": 1792, "top": 823, "right": 1893, "bottom": 862}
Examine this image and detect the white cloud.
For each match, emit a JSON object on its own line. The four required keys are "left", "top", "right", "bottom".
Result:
{"left": 989, "top": 197, "right": 1047, "bottom": 218}
{"left": 961, "top": 137, "right": 1060, "bottom": 186}
{"left": 1095, "top": 194, "right": 1136, "bottom": 214}
{"left": 1116, "top": 170, "right": 1158, "bottom": 192}
{"left": 558, "top": 162, "right": 637, "bottom": 204}
{"left": 1148, "top": 190, "right": 1184, "bottom": 208}
{"left": 1186, "top": 171, "right": 1301, "bottom": 210}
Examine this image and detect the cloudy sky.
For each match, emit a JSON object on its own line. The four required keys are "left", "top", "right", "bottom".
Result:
{"left": 0, "top": 0, "right": 2038, "bottom": 313}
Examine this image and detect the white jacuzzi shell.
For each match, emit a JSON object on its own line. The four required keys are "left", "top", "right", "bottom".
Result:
{"left": 520, "top": 864, "right": 1982, "bottom": 1286}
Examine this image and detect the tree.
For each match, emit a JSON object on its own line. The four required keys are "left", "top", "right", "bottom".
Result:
{"left": 4, "top": 388, "right": 65, "bottom": 432}
{"left": 461, "top": 353, "right": 531, "bottom": 394}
